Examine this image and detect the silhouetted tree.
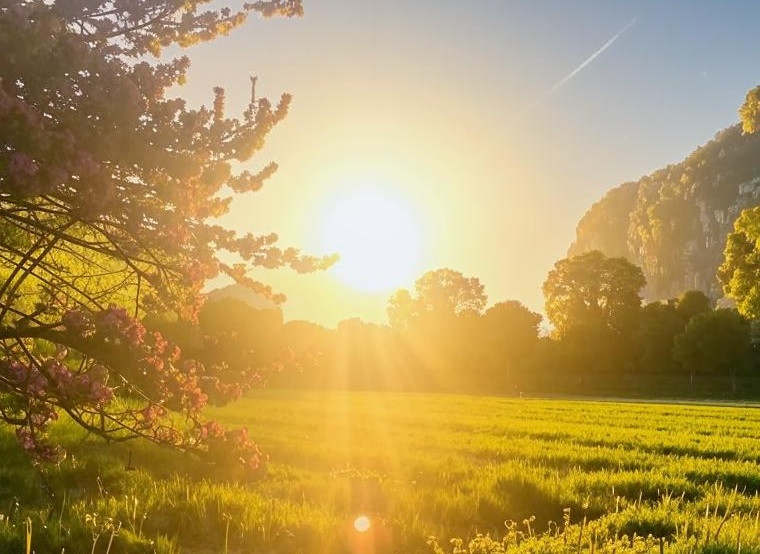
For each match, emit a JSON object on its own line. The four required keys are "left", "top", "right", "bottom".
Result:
{"left": 543, "top": 251, "right": 645, "bottom": 375}
{"left": 387, "top": 269, "right": 487, "bottom": 390}
{"left": 330, "top": 319, "right": 416, "bottom": 391}
{"left": 276, "top": 320, "right": 334, "bottom": 388}
{"left": 387, "top": 269, "right": 487, "bottom": 329}
{"left": 633, "top": 291, "right": 712, "bottom": 375}
{"left": 150, "top": 298, "right": 284, "bottom": 401}
{"left": 673, "top": 308, "right": 751, "bottom": 391}
{"left": 633, "top": 301, "right": 683, "bottom": 374}
{"left": 544, "top": 251, "right": 645, "bottom": 337}
{"left": 675, "top": 290, "right": 712, "bottom": 322}
{"left": 476, "top": 301, "right": 542, "bottom": 390}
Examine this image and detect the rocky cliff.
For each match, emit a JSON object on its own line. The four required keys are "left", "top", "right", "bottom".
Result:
{"left": 569, "top": 125, "right": 760, "bottom": 302}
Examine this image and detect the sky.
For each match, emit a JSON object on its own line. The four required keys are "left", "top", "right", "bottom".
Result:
{"left": 175, "top": 1, "right": 760, "bottom": 327}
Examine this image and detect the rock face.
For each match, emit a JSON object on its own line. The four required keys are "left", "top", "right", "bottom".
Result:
{"left": 569, "top": 125, "right": 760, "bottom": 302}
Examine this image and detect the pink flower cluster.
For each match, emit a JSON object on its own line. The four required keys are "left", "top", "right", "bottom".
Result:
{"left": 5, "top": 360, "right": 47, "bottom": 397}
{"left": 3, "top": 357, "right": 110, "bottom": 408}
{"left": 195, "top": 422, "right": 265, "bottom": 470}
{"left": 14, "top": 426, "right": 61, "bottom": 461}
{"left": 63, "top": 305, "right": 147, "bottom": 347}
{"left": 42, "top": 359, "right": 113, "bottom": 407}
{"left": 11, "top": 408, "right": 62, "bottom": 463}
{"left": 96, "top": 306, "right": 147, "bottom": 346}
{"left": 139, "top": 403, "right": 166, "bottom": 425}
{"left": 0, "top": 304, "right": 269, "bottom": 471}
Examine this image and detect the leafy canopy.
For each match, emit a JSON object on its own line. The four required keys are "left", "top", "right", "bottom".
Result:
{"left": 673, "top": 308, "right": 750, "bottom": 377}
{"left": 0, "top": 0, "right": 331, "bottom": 467}
{"left": 387, "top": 268, "right": 487, "bottom": 329}
{"left": 740, "top": 85, "right": 760, "bottom": 134}
{"left": 542, "top": 250, "right": 645, "bottom": 338}
{"left": 717, "top": 86, "right": 760, "bottom": 318}
{"left": 719, "top": 206, "right": 760, "bottom": 319}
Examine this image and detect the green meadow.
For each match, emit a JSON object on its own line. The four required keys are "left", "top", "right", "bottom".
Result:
{"left": 4, "top": 391, "right": 760, "bottom": 553}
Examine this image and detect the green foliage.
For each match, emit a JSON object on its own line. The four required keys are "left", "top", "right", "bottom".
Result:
{"left": 633, "top": 292, "right": 711, "bottom": 375}
{"left": 633, "top": 301, "right": 683, "bottom": 373}
{"left": 673, "top": 308, "right": 751, "bottom": 387}
{"left": 483, "top": 302, "right": 542, "bottom": 344}
{"left": 543, "top": 251, "right": 645, "bottom": 339}
{"left": 256, "top": 272, "right": 749, "bottom": 396}
{"left": 675, "top": 290, "right": 711, "bottom": 321}
{"left": 719, "top": 206, "right": 760, "bottom": 318}
{"left": 740, "top": 85, "right": 760, "bottom": 134}
{"left": 628, "top": 178, "right": 700, "bottom": 297}
{"left": 542, "top": 251, "right": 645, "bottom": 374}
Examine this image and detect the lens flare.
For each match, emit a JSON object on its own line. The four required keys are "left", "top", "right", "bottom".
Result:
{"left": 353, "top": 515, "right": 371, "bottom": 533}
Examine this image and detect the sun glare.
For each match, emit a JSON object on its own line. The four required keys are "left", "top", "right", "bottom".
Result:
{"left": 353, "top": 515, "right": 372, "bottom": 533}
{"left": 321, "top": 186, "right": 422, "bottom": 292}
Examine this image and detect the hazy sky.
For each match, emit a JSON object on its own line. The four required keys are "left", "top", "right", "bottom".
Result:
{"left": 177, "top": 1, "right": 760, "bottom": 326}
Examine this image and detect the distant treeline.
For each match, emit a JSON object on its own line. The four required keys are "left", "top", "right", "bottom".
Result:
{"left": 150, "top": 251, "right": 760, "bottom": 399}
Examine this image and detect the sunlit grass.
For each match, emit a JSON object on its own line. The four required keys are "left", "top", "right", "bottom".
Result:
{"left": 5, "top": 391, "right": 760, "bottom": 551}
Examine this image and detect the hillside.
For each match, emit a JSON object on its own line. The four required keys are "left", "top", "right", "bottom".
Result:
{"left": 569, "top": 124, "right": 760, "bottom": 301}
{"left": 206, "top": 283, "right": 281, "bottom": 310}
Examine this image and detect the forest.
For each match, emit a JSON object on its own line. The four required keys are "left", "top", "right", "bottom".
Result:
{"left": 180, "top": 246, "right": 760, "bottom": 399}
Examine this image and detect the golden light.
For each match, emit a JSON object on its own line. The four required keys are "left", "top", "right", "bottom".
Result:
{"left": 353, "top": 515, "right": 372, "bottom": 533}
{"left": 321, "top": 186, "right": 422, "bottom": 292}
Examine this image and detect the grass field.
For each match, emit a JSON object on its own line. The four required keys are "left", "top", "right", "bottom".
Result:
{"left": 4, "top": 391, "right": 760, "bottom": 552}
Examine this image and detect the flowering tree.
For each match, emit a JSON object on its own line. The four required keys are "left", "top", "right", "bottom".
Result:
{"left": 0, "top": 0, "right": 329, "bottom": 468}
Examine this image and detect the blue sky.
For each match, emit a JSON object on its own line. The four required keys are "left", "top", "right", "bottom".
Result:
{"left": 181, "top": 1, "right": 760, "bottom": 325}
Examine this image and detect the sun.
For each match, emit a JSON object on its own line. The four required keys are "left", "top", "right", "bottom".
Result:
{"left": 321, "top": 186, "right": 422, "bottom": 292}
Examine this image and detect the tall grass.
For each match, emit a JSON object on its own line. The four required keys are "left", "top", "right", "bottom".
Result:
{"left": 4, "top": 391, "right": 760, "bottom": 552}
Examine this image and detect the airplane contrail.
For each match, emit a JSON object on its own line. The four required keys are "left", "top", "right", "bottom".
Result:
{"left": 519, "top": 18, "right": 637, "bottom": 116}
